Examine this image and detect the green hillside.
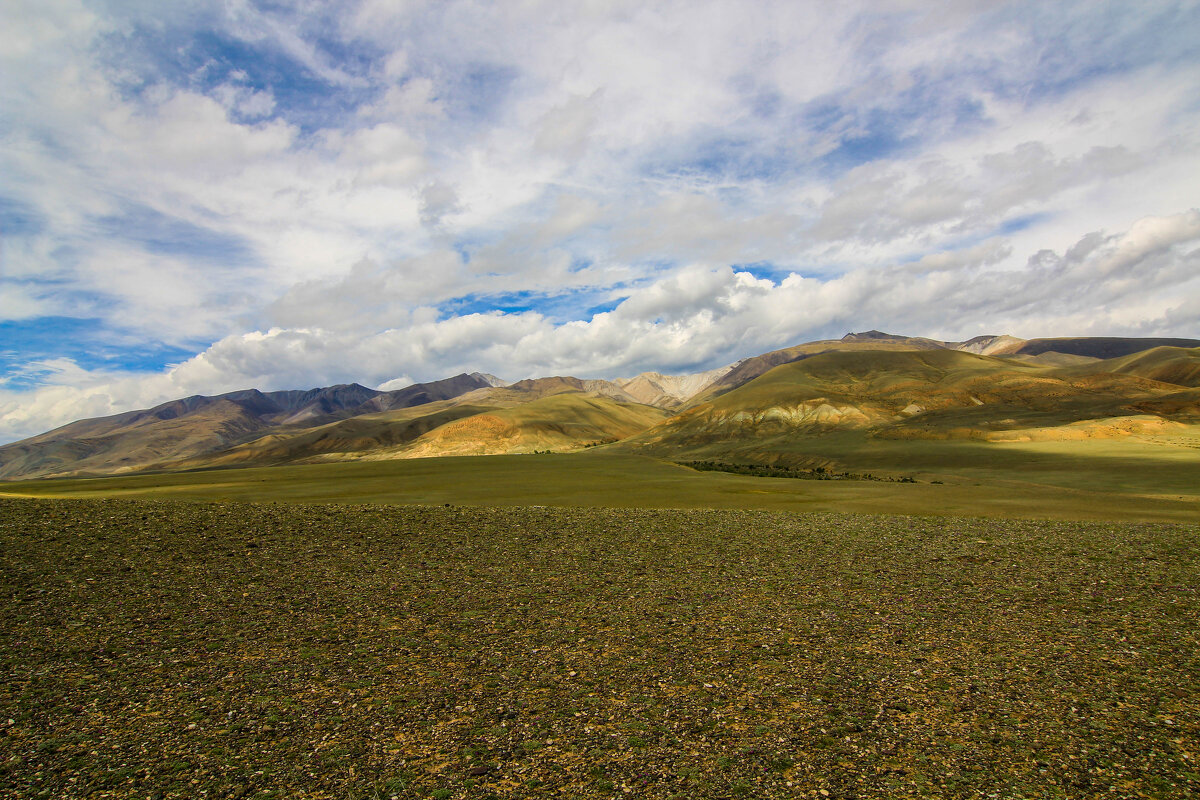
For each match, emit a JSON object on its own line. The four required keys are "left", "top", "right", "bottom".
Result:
{"left": 1082, "top": 345, "right": 1200, "bottom": 387}
{"left": 616, "top": 348, "right": 1200, "bottom": 477}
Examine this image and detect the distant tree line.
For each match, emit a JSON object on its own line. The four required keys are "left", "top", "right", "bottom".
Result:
{"left": 679, "top": 461, "right": 916, "bottom": 483}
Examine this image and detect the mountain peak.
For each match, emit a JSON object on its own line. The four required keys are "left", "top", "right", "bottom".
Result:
{"left": 616, "top": 365, "right": 734, "bottom": 408}
{"left": 841, "top": 330, "right": 903, "bottom": 341}
{"left": 470, "top": 372, "right": 509, "bottom": 388}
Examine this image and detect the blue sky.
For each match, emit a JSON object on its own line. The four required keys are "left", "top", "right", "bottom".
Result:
{"left": 1, "top": 0, "right": 1199, "bottom": 441}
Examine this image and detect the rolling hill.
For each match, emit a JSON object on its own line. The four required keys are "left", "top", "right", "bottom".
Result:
{"left": 1089, "top": 345, "right": 1200, "bottom": 387}
{"left": 393, "top": 393, "right": 672, "bottom": 459}
{"left": 171, "top": 402, "right": 500, "bottom": 469}
{"left": 1, "top": 333, "right": 1198, "bottom": 481}
{"left": 615, "top": 345, "right": 1200, "bottom": 466}
{"left": 172, "top": 387, "right": 672, "bottom": 468}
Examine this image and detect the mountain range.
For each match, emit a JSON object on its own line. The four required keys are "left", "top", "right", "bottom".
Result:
{"left": 2, "top": 331, "right": 1198, "bottom": 481}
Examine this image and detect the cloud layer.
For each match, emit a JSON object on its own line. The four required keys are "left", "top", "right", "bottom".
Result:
{"left": 2, "top": 1, "right": 1199, "bottom": 441}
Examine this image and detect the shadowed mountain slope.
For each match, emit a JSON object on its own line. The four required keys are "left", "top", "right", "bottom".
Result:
{"left": 175, "top": 403, "right": 499, "bottom": 469}
{"left": 0, "top": 397, "right": 275, "bottom": 480}
{"left": 177, "top": 381, "right": 670, "bottom": 467}
{"left": 685, "top": 333, "right": 948, "bottom": 406}
{"left": 366, "top": 373, "right": 506, "bottom": 412}
{"left": 1010, "top": 337, "right": 1200, "bottom": 360}
{"left": 0, "top": 374, "right": 495, "bottom": 480}
{"left": 684, "top": 333, "right": 1200, "bottom": 407}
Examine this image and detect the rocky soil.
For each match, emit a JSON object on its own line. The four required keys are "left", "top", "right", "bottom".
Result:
{"left": 1, "top": 498, "right": 1198, "bottom": 799}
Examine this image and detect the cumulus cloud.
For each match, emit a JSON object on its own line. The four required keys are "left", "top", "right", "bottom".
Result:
{"left": 2, "top": 0, "right": 1200, "bottom": 441}
{"left": 4, "top": 209, "right": 1198, "bottom": 442}
{"left": 212, "top": 82, "right": 277, "bottom": 120}
{"left": 268, "top": 252, "right": 464, "bottom": 330}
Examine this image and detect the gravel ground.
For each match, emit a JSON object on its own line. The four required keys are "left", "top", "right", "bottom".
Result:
{"left": 1, "top": 498, "right": 1198, "bottom": 799}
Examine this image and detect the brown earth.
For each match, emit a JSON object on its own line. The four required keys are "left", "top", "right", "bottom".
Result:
{"left": 2, "top": 499, "right": 1198, "bottom": 799}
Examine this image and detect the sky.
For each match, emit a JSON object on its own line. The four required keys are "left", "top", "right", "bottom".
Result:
{"left": 2, "top": 0, "right": 1199, "bottom": 443}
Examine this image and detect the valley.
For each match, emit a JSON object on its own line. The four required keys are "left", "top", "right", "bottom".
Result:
{"left": 1, "top": 331, "right": 1197, "bottom": 521}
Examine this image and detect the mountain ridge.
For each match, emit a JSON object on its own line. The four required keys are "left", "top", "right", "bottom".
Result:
{"left": 2, "top": 333, "right": 1198, "bottom": 480}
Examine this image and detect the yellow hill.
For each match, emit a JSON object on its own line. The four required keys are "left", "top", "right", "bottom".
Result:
{"left": 393, "top": 393, "right": 671, "bottom": 458}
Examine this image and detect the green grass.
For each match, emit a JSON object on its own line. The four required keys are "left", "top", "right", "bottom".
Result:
{"left": 2, "top": 444, "right": 1197, "bottom": 521}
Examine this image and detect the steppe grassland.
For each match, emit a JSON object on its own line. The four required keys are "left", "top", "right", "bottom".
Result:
{"left": 2, "top": 445, "right": 1200, "bottom": 521}
{"left": 2, "top": 498, "right": 1198, "bottom": 798}
{"left": 4, "top": 433, "right": 1197, "bottom": 794}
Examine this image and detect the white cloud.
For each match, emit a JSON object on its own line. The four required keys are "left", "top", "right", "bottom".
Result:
{"left": 2, "top": 0, "right": 1200, "bottom": 441}
{"left": 534, "top": 92, "right": 601, "bottom": 159}
{"left": 375, "top": 375, "right": 415, "bottom": 391}
{"left": 365, "top": 78, "right": 444, "bottom": 121}
{"left": 212, "top": 82, "right": 277, "bottom": 119}
{"left": 4, "top": 209, "right": 1198, "bottom": 443}
{"left": 0, "top": 282, "right": 52, "bottom": 320}
{"left": 268, "top": 251, "right": 465, "bottom": 330}
{"left": 1091, "top": 210, "right": 1200, "bottom": 278}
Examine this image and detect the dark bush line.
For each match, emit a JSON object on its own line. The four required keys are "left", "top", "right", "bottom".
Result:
{"left": 529, "top": 438, "right": 619, "bottom": 454}
{"left": 679, "top": 460, "right": 917, "bottom": 483}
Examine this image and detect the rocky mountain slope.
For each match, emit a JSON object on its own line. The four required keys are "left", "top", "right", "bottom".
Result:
{"left": 616, "top": 366, "right": 734, "bottom": 408}
{"left": 172, "top": 383, "right": 671, "bottom": 469}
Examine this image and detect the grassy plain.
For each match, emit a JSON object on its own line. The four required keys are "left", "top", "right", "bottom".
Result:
{"left": 3, "top": 431, "right": 1198, "bottom": 798}
{"left": 3, "top": 437, "right": 1198, "bottom": 522}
